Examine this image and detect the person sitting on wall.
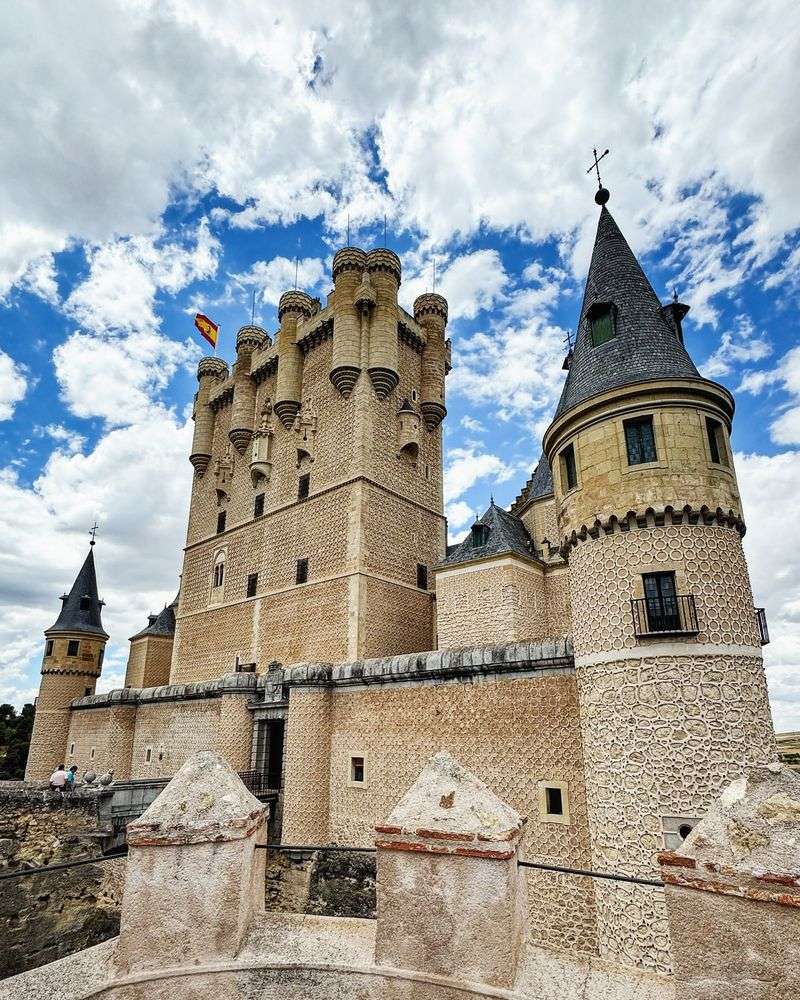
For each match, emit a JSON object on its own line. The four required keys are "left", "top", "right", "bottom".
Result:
{"left": 64, "top": 764, "right": 78, "bottom": 793}
{"left": 49, "top": 764, "right": 67, "bottom": 791}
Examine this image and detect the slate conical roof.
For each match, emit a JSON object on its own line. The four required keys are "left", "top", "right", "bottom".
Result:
{"left": 554, "top": 206, "right": 701, "bottom": 419}
{"left": 129, "top": 601, "right": 176, "bottom": 642}
{"left": 46, "top": 547, "right": 108, "bottom": 638}
{"left": 441, "top": 501, "right": 537, "bottom": 566}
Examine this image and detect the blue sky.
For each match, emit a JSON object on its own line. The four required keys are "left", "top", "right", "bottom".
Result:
{"left": 0, "top": 1, "right": 798, "bottom": 728}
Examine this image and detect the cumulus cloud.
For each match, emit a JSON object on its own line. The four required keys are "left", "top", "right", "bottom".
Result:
{"left": 444, "top": 446, "right": 515, "bottom": 503}
{"left": 232, "top": 256, "right": 328, "bottom": 307}
{"left": 738, "top": 345, "right": 800, "bottom": 446}
{"left": 402, "top": 250, "right": 508, "bottom": 322}
{"left": 35, "top": 423, "right": 86, "bottom": 455}
{"left": 0, "top": 349, "right": 27, "bottom": 420}
{"left": 702, "top": 315, "right": 772, "bottom": 379}
{"left": 738, "top": 450, "right": 800, "bottom": 731}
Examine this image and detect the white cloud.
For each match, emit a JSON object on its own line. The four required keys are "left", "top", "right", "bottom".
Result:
{"left": 402, "top": 250, "right": 508, "bottom": 322}
{"left": 36, "top": 423, "right": 86, "bottom": 455}
{"left": 0, "top": 348, "right": 27, "bottom": 420}
{"left": 232, "top": 256, "right": 327, "bottom": 307}
{"left": 460, "top": 415, "right": 484, "bottom": 433}
{"left": 0, "top": 414, "right": 194, "bottom": 706}
{"left": 444, "top": 446, "right": 514, "bottom": 503}
{"left": 445, "top": 499, "right": 475, "bottom": 532}
{"left": 702, "top": 315, "right": 772, "bottom": 379}
{"left": 738, "top": 450, "right": 800, "bottom": 731}
{"left": 738, "top": 345, "right": 800, "bottom": 446}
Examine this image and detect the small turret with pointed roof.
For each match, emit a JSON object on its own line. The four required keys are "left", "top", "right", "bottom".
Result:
{"left": 46, "top": 546, "right": 108, "bottom": 639}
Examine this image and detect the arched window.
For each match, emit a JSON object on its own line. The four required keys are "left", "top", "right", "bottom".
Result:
{"left": 212, "top": 551, "right": 226, "bottom": 589}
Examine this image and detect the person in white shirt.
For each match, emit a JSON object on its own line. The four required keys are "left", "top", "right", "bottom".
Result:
{"left": 49, "top": 764, "right": 67, "bottom": 789}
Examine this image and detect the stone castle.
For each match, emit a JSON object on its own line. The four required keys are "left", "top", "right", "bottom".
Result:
{"left": 24, "top": 190, "right": 777, "bottom": 973}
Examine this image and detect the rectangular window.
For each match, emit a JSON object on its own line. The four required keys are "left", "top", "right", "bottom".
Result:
{"left": 539, "top": 780, "right": 570, "bottom": 824}
{"left": 45, "top": 640, "right": 53, "bottom": 657}
{"left": 350, "top": 756, "right": 365, "bottom": 784}
{"left": 79, "top": 596, "right": 92, "bottom": 611}
{"left": 84, "top": 687, "right": 92, "bottom": 696}
{"left": 253, "top": 492, "right": 265, "bottom": 518}
{"left": 67, "top": 640, "right": 79, "bottom": 656}
{"left": 560, "top": 443, "right": 577, "bottom": 492}
{"left": 624, "top": 416, "right": 657, "bottom": 465}
{"left": 706, "top": 417, "right": 728, "bottom": 466}
{"left": 643, "top": 572, "right": 679, "bottom": 632}
{"left": 588, "top": 303, "right": 616, "bottom": 346}
{"left": 145, "top": 747, "right": 152, "bottom": 764}
{"left": 216, "top": 510, "right": 227, "bottom": 534}
{"left": 546, "top": 786, "right": 563, "bottom": 816}
{"left": 246, "top": 573, "right": 258, "bottom": 598}
{"left": 416, "top": 563, "right": 428, "bottom": 590}
{"left": 98, "top": 648, "right": 104, "bottom": 668}
{"left": 298, "top": 473, "right": 310, "bottom": 501}
{"left": 296, "top": 558, "right": 308, "bottom": 585}
{"left": 471, "top": 523, "right": 490, "bottom": 547}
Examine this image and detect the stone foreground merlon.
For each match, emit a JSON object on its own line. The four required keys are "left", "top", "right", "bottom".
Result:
{"left": 376, "top": 750, "right": 526, "bottom": 853}
{"left": 126, "top": 749, "right": 266, "bottom": 846}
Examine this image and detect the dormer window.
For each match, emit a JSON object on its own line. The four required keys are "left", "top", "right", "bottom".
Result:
{"left": 79, "top": 596, "right": 92, "bottom": 611}
{"left": 471, "top": 523, "right": 490, "bottom": 548}
{"left": 587, "top": 302, "right": 616, "bottom": 347}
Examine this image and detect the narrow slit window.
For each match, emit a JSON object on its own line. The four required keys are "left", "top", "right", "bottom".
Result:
{"left": 90, "top": 746, "right": 96, "bottom": 761}
{"left": 296, "top": 558, "right": 308, "bottom": 585}
{"left": 416, "top": 563, "right": 428, "bottom": 590}
{"left": 706, "top": 417, "right": 728, "bottom": 466}
{"left": 560, "top": 443, "right": 577, "bottom": 492}
{"left": 254, "top": 492, "right": 265, "bottom": 518}
{"left": 216, "top": 510, "right": 227, "bottom": 534}
{"left": 69, "top": 743, "right": 75, "bottom": 756}
{"left": 98, "top": 648, "right": 104, "bottom": 668}
{"left": 624, "top": 416, "right": 657, "bottom": 465}
{"left": 298, "top": 473, "right": 310, "bottom": 501}
{"left": 145, "top": 747, "right": 152, "bottom": 764}
{"left": 246, "top": 573, "right": 258, "bottom": 598}
{"left": 587, "top": 302, "right": 616, "bottom": 346}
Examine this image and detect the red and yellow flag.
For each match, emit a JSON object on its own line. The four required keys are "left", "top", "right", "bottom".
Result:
{"left": 194, "top": 313, "right": 219, "bottom": 349}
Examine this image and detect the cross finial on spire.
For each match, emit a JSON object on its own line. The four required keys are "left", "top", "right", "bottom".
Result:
{"left": 587, "top": 147, "right": 611, "bottom": 205}
{"left": 89, "top": 521, "right": 99, "bottom": 546}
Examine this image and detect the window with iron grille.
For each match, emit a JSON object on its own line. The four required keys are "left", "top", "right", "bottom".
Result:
{"left": 246, "top": 573, "right": 258, "bottom": 598}
{"left": 254, "top": 492, "right": 265, "bottom": 518}
{"left": 624, "top": 416, "right": 657, "bottom": 465}
{"left": 296, "top": 558, "right": 308, "bottom": 585}
{"left": 560, "top": 443, "right": 577, "bottom": 491}
{"left": 298, "top": 473, "right": 310, "bottom": 501}
{"left": 416, "top": 563, "right": 428, "bottom": 590}
{"left": 216, "top": 510, "right": 226, "bottom": 534}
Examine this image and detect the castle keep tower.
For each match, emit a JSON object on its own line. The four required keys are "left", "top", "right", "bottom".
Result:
{"left": 543, "top": 192, "right": 776, "bottom": 970}
{"left": 173, "top": 247, "right": 450, "bottom": 682}
{"left": 25, "top": 545, "right": 108, "bottom": 780}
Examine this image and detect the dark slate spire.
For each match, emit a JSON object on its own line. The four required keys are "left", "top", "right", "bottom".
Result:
{"left": 45, "top": 548, "right": 108, "bottom": 638}
{"left": 554, "top": 206, "right": 700, "bottom": 418}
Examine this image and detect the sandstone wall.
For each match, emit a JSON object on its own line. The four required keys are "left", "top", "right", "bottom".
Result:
{"left": 124, "top": 636, "right": 172, "bottom": 689}
{"left": 66, "top": 705, "right": 136, "bottom": 779}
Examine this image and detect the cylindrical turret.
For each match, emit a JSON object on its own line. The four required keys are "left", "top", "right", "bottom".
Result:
{"left": 274, "top": 290, "right": 316, "bottom": 428}
{"left": 366, "top": 248, "right": 401, "bottom": 399}
{"left": 414, "top": 292, "right": 449, "bottom": 430}
{"left": 189, "top": 357, "right": 229, "bottom": 475}
{"left": 229, "top": 324, "right": 267, "bottom": 454}
{"left": 330, "top": 248, "right": 367, "bottom": 397}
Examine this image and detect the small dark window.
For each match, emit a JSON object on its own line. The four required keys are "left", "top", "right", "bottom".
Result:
{"left": 145, "top": 748, "right": 152, "bottom": 763}
{"left": 254, "top": 493, "right": 265, "bottom": 518}
{"left": 246, "top": 573, "right": 258, "bottom": 598}
{"left": 298, "top": 473, "right": 310, "bottom": 501}
{"left": 560, "top": 443, "right": 577, "bottom": 491}
{"left": 213, "top": 560, "right": 225, "bottom": 588}
{"left": 296, "top": 558, "right": 308, "bottom": 585}
{"left": 545, "top": 786, "right": 563, "bottom": 816}
{"left": 45, "top": 640, "right": 53, "bottom": 657}
{"left": 350, "top": 756, "right": 365, "bottom": 783}
{"left": 624, "top": 416, "right": 657, "bottom": 465}
{"left": 67, "top": 640, "right": 79, "bottom": 656}
{"left": 706, "top": 417, "right": 727, "bottom": 465}
{"left": 678, "top": 823, "right": 694, "bottom": 841}
{"left": 587, "top": 302, "right": 616, "bottom": 346}
{"left": 84, "top": 687, "right": 92, "bottom": 696}
{"left": 471, "top": 523, "right": 490, "bottom": 548}
{"left": 216, "top": 510, "right": 227, "bottom": 534}
{"left": 79, "top": 596, "right": 92, "bottom": 611}
{"left": 643, "top": 572, "right": 679, "bottom": 632}
{"left": 416, "top": 563, "right": 428, "bottom": 590}
{"left": 98, "top": 648, "right": 104, "bottom": 668}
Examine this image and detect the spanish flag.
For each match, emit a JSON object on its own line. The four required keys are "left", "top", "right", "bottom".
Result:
{"left": 194, "top": 313, "right": 219, "bottom": 350}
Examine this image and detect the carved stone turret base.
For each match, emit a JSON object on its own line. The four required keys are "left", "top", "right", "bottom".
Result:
{"left": 274, "top": 400, "right": 300, "bottom": 429}
{"left": 368, "top": 367, "right": 399, "bottom": 400}
{"left": 421, "top": 401, "right": 446, "bottom": 430}
{"left": 228, "top": 428, "right": 253, "bottom": 454}
{"left": 189, "top": 452, "right": 211, "bottom": 475}
{"left": 330, "top": 365, "right": 361, "bottom": 398}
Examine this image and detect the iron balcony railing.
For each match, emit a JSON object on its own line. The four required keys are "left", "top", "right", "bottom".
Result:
{"left": 756, "top": 607, "right": 770, "bottom": 646}
{"left": 238, "top": 770, "right": 281, "bottom": 800}
{"left": 631, "top": 594, "right": 699, "bottom": 637}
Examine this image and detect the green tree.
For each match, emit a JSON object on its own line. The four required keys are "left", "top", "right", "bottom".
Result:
{"left": 0, "top": 703, "right": 35, "bottom": 780}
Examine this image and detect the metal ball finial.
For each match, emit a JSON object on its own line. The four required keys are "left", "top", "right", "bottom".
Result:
{"left": 595, "top": 186, "right": 610, "bottom": 206}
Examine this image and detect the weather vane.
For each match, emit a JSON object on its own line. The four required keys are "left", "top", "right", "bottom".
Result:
{"left": 586, "top": 147, "right": 611, "bottom": 205}
{"left": 89, "top": 521, "right": 99, "bottom": 546}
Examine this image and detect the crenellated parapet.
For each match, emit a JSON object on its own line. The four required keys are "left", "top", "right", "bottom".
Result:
{"left": 414, "top": 292, "right": 449, "bottom": 430}
{"left": 275, "top": 290, "right": 317, "bottom": 428}
{"left": 229, "top": 324, "right": 268, "bottom": 454}
{"left": 190, "top": 357, "right": 229, "bottom": 475}
{"left": 366, "top": 248, "right": 402, "bottom": 399}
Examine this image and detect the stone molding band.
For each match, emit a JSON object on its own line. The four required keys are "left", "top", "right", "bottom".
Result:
{"left": 575, "top": 643, "right": 763, "bottom": 667}
{"left": 560, "top": 502, "right": 745, "bottom": 556}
